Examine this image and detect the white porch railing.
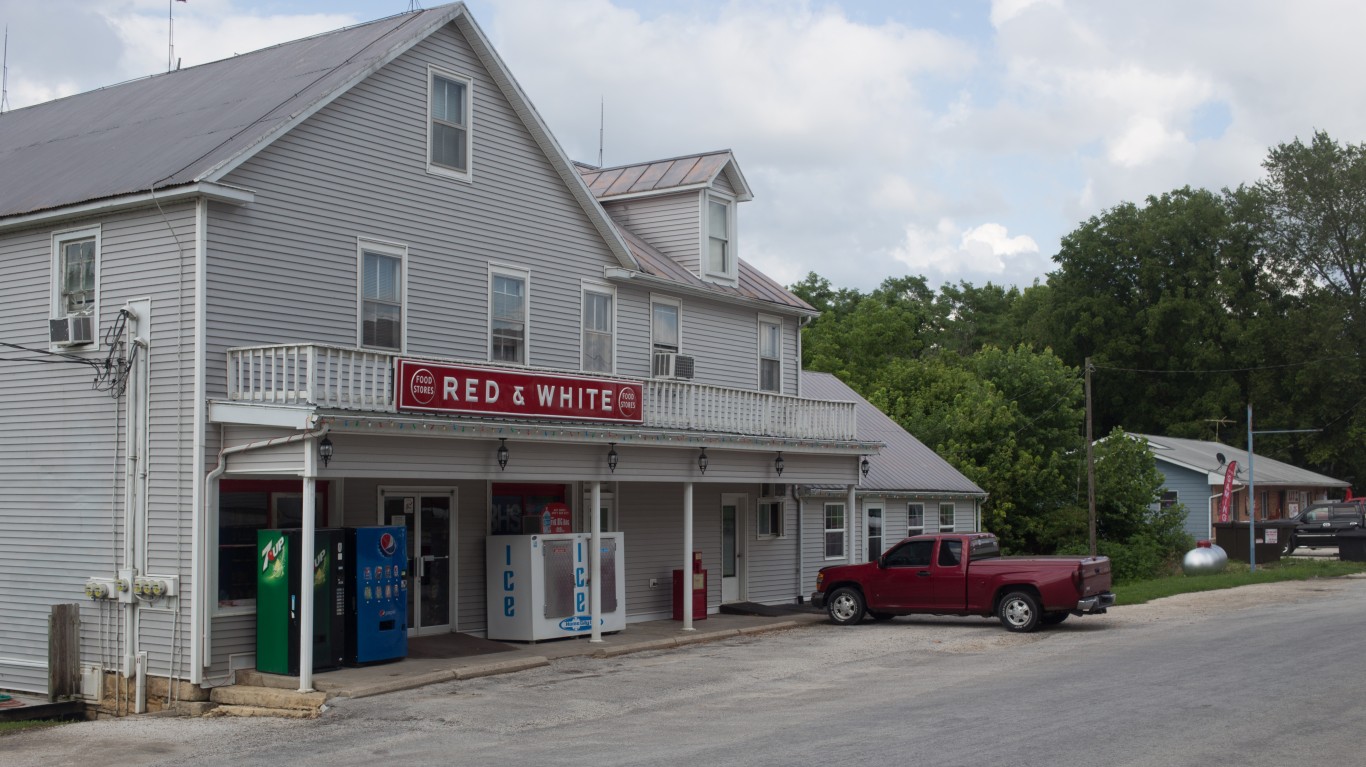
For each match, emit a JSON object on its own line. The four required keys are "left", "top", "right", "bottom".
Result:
{"left": 225, "top": 344, "right": 857, "bottom": 440}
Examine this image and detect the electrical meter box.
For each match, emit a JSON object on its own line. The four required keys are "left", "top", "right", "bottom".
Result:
{"left": 256, "top": 528, "right": 346, "bottom": 675}
{"left": 486, "top": 533, "right": 626, "bottom": 641}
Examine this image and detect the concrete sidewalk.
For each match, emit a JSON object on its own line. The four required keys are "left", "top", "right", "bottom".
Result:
{"left": 244, "top": 611, "right": 827, "bottom": 701}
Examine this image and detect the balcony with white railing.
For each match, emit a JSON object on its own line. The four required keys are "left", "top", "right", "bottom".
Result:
{"left": 226, "top": 344, "right": 858, "bottom": 441}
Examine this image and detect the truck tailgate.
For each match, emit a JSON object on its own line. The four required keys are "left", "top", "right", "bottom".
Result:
{"left": 1078, "top": 557, "right": 1111, "bottom": 597}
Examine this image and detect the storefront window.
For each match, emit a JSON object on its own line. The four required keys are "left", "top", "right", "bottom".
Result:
{"left": 217, "top": 480, "right": 328, "bottom": 607}
{"left": 491, "top": 483, "right": 567, "bottom": 535}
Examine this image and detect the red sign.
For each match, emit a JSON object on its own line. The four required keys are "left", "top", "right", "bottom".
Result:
{"left": 1219, "top": 460, "right": 1238, "bottom": 523}
{"left": 542, "top": 503, "right": 572, "bottom": 534}
{"left": 395, "top": 359, "right": 643, "bottom": 423}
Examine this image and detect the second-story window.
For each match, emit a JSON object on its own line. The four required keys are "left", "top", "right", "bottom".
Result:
{"left": 582, "top": 283, "right": 614, "bottom": 373}
{"left": 652, "top": 297, "right": 680, "bottom": 353}
{"left": 428, "top": 66, "right": 472, "bottom": 179}
{"left": 705, "top": 196, "right": 733, "bottom": 279}
{"left": 57, "top": 233, "right": 97, "bottom": 317}
{"left": 359, "top": 243, "right": 404, "bottom": 351}
{"left": 490, "top": 266, "right": 529, "bottom": 364}
{"left": 758, "top": 315, "right": 781, "bottom": 392}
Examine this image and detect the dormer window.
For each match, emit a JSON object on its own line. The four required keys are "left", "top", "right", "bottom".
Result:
{"left": 705, "top": 195, "right": 734, "bottom": 280}
{"left": 428, "top": 66, "right": 472, "bottom": 180}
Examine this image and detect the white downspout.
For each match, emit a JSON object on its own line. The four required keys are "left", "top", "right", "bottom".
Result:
{"left": 122, "top": 302, "right": 151, "bottom": 711}
{"left": 190, "top": 198, "right": 208, "bottom": 685}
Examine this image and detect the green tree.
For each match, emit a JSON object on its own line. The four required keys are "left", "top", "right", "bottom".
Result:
{"left": 868, "top": 347, "right": 1082, "bottom": 553}
{"left": 1249, "top": 131, "right": 1366, "bottom": 487}
{"left": 1090, "top": 431, "right": 1192, "bottom": 582}
{"left": 1042, "top": 187, "right": 1254, "bottom": 439}
{"left": 791, "top": 273, "right": 940, "bottom": 390}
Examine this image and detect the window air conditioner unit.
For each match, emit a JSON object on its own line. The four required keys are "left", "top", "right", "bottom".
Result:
{"left": 652, "top": 351, "right": 695, "bottom": 380}
{"left": 50, "top": 315, "right": 94, "bottom": 347}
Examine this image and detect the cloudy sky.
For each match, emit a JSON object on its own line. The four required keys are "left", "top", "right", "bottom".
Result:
{"left": 2, "top": 0, "right": 1360, "bottom": 292}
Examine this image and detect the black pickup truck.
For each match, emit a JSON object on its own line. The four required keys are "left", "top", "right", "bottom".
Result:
{"left": 1286, "top": 501, "right": 1366, "bottom": 554}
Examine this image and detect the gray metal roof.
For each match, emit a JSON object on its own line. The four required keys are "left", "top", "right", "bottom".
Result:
{"left": 577, "top": 151, "right": 753, "bottom": 202}
{"left": 802, "top": 371, "right": 985, "bottom": 496}
{"left": 613, "top": 226, "right": 816, "bottom": 313}
{"left": 0, "top": 3, "right": 641, "bottom": 271}
{"left": 1130, "top": 433, "right": 1349, "bottom": 488}
{"left": 0, "top": 8, "right": 463, "bottom": 219}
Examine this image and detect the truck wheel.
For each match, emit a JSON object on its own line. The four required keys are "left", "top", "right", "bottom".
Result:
{"left": 998, "top": 591, "right": 1041, "bottom": 632}
{"left": 1281, "top": 539, "right": 1297, "bottom": 556}
{"left": 827, "top": 587, "right": 866, "bottom": 625}
{"left": 1041, "top": 612, "right": 1069, "bottom": 626}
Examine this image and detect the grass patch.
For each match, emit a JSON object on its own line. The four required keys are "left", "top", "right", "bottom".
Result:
{"left": 0, "top": 719, "right": 69, "bottom": 736}
{"left": 1115, "top": 558, "right": 1366, "bottom": 605}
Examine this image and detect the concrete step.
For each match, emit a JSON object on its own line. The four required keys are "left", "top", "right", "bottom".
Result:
{"left": 233, "top": 670, "right": 300, "bottom": 690}
{"left": 206, "top": 703, "right": 321, "bottom": 720}
{"left": 209, "top": 685, "right": 328, "bottom": 717}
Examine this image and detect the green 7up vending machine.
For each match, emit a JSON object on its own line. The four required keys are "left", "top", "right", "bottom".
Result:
{"left": 256, "top": 528, "right": 347, "bottom": 675}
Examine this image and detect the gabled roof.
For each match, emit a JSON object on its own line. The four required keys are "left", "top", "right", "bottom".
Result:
{"left": 0, "top": 10, "right": 443, "bottom": 219}
{"left": 1129, "top": 433, "right": 1348, "bottom": 488}
{"left": 611, "top": 226, "right": 816, "bottom": 314}
{"left": 802, "top": 372, "right": 985, "bottom": 496}
{"left": 0, "top": 3, "right": 638, "bottom": 269}
{"left": 577, "top": 151, "right": 754, "bottom": 202}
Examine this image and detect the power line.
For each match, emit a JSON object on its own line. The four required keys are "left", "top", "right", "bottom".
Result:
{"left": 1093, "top": 354, "right": 1357, "bottom": 375}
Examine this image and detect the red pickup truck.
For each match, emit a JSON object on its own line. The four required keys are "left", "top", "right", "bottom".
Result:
{"left": 811, "top": 533, "right": 1115, "bottom": 632}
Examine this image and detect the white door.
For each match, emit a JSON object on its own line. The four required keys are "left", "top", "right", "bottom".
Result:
{"left": 380, "top": 489, "right": 456, "bottom": 637}
{"left": 721, "top": 494, "right": 746, "bottom": 602}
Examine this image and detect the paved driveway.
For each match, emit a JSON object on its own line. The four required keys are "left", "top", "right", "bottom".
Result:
{"left": 6, "top": 575, "right": 1365, "bottom": 767}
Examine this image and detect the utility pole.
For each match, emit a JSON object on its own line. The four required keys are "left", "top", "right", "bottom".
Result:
{"left": 1086, "top": 357, "right": 1096, "bottom": 557}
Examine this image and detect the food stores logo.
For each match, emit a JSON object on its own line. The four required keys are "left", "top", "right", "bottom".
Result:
{"left": 408, "top": 367, "right": 437, "bottom": 406}
{"left": 617, "top": 386, "right": 638, "bottom": 419}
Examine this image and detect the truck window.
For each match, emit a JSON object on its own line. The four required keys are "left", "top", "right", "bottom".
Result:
{"left": 968, "top": 537, "right": 1001, "bottom": 561}
{"left": 938, "top": 540, "right": 962, "bottom": 566}
{"left": 884, "top": 540, "right": 933, "bottom": 567}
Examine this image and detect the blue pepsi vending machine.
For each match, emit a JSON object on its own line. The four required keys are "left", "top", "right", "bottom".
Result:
{"left": 345, "top": 526, "right": 408, "bottom": 664}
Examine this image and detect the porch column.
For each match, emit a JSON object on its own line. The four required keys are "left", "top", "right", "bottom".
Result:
{"left": 298, "top": 440, "right": 317, "bottom": 693}
{"left": 847, "top": 484, "right": 858, "bottom": 563}
{"left": 590, "top": 481, "right": 603, "bottom": 643}
{"left": 682, "top": 482, "right": 695, "bottom": 631}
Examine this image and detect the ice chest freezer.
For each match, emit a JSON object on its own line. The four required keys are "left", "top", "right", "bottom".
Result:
{"left": 486, "top": 533, "right": 625, "bottom": 641}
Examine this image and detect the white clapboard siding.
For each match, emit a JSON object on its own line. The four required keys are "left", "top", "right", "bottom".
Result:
{"left": 0, "top": 203, "right": 200, "bottom": 693}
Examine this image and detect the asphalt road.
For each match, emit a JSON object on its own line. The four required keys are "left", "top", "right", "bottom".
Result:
{"left": 8, "top": 576, "right": 1366, "bottom": 767}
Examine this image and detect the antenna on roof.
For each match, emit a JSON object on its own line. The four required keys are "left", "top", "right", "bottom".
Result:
{"left": 1206, "top": 416, "right": 1233, "bottom": 442}
{"left": 598, "top": 96, "right": 605, "bottom": 167}
{"left": 408, "top": 1, "right": 424, "bottom": 10}
{"left": 2, "top": 25, "right": 10, "bottom": 115}
{"left": 167, "top": 0, "right": 176, "bottom": 73}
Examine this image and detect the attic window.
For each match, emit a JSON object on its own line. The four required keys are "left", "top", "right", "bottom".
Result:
{"left": 428, "top": 66, "right": 471, "bottom": 179}
{"left": 705, "top": 195, "right": 734, "bottom": 280}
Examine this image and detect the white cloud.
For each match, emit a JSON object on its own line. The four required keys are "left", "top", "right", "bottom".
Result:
{"left": 889, "top": 220, "right": 1039, "bottom": 280}
{"left": 11, "top": 0, "right": 1366, "bottom": 294}
{"left": 990, "top": 0, "right": 1063, "bottom": 28}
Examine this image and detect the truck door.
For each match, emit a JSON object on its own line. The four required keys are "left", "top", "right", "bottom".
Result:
{"left": 870, "top": 539, "right": 935, "bottom": 610}
{"left": 928, "top": 538, "right": 967, "bottom": 609}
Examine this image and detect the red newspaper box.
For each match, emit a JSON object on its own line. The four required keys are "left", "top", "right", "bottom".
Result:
{"left": 672, "top": 551, "right": 706, "bottom": 621}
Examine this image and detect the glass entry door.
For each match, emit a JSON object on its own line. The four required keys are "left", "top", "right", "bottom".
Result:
{"left": 381, "top": 490, "right": 455, "bottom": 636}
{"left": 866, "top": 505, "right": 884, "bottom": 562}
{"left": 721, "top": 494, "right": 746, "bottom": 602}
